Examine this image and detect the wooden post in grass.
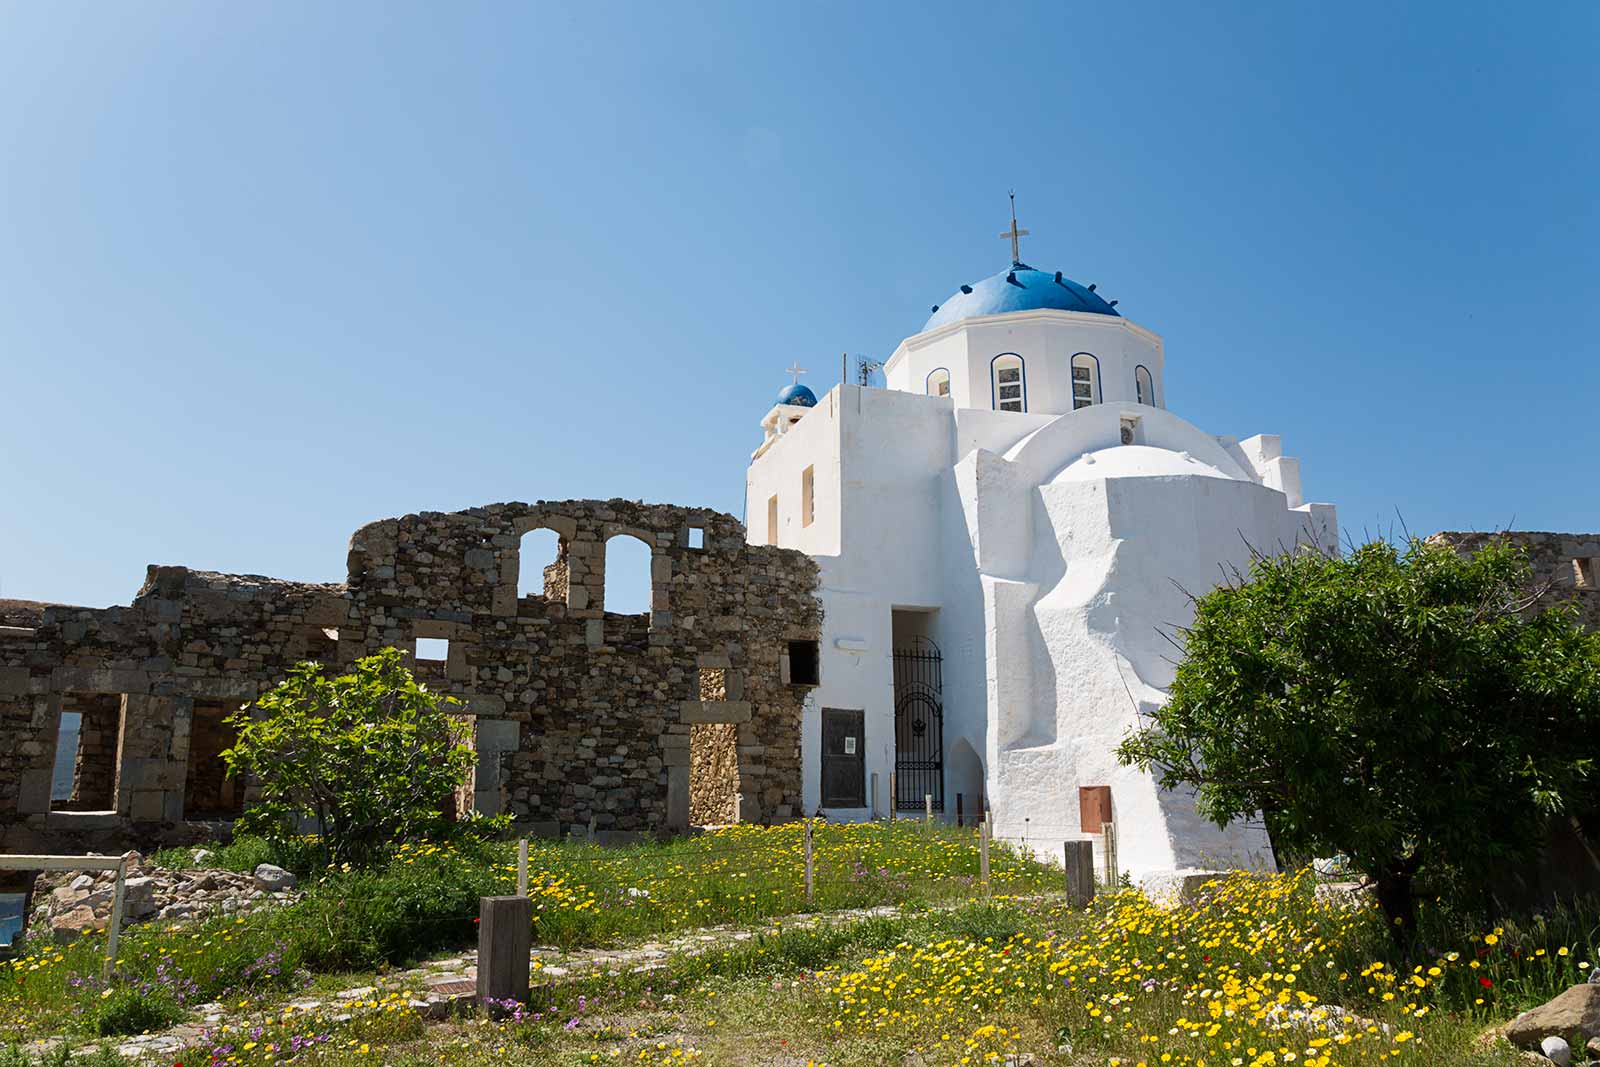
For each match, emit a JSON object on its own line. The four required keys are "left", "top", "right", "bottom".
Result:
{"left": 803, "top": 819, "right": 815, "bottom": 905}
{"left": 924, "top": 793, "right": 933, "bottom": 824}
{"left": 516, "top": 838, "right": 528, "bottom": 897}
{"left": 1064, "top": 840, "right": 1095, "bottom": 907}
{"left": 102, "top": 857, "right": 127, "bottom": 982}
{"left": 888, "top": 772, "right": 896, "bottom": 820}
{"left": 955, "top": 792, "right": 964, "bottom": 827}
{"left": 477, "top": 895, "right": 532, "bottom": 1008}
{"left": 979, "top": 819, "right": 991, "bottom": 899}
{"left": 1100, "top": 820, "right": 1118, "bottom": 886}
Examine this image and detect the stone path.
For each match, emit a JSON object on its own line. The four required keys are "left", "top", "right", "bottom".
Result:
{"left": 52, "top": 896, "right": 1062, "bottom": 1060}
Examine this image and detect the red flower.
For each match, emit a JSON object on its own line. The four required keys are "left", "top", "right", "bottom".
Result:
{"left": 472, "top": 917, "right": 481, "bottom": 924}
{"left": 1479, "top": 977, "right": 1493, "bottom": 988}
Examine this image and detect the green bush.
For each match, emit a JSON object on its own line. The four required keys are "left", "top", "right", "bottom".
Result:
{"left": 91, "top": 985, "right": 183, "bottom": 1037}
{"left": 148, "top": 834, "right": 325, "bottom": 878}
{"left": 267, "top": 842, "right": 499, "bottom": 971}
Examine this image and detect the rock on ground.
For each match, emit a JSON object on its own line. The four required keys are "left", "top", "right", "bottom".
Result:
{"left": 1505, "top": 984, "right": 1600, "bottom": 1050}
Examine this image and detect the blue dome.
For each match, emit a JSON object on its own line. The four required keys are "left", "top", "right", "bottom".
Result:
{"left": 777, "top": 383, "right": 817, "bottom": 407}
{"left": 923, "top": 262, "right": 1119, "bottom": 332}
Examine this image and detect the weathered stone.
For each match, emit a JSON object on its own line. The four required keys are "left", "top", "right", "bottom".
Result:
{"left": 1505, "top": 984, "right": 1600, "bottom": 1050}
{"left": 1540, "top": 1035, "right": 1572, "bottom": 1066}
{"left": 252, "top": 864, "right": 297, "bottom": 892}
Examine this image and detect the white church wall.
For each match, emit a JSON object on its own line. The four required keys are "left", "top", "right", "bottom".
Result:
{"left": 886, "top": 310, "right": 1165, "bottom": 419}
{"left": 745, "top": 388, "right": 843, "bottom": 556}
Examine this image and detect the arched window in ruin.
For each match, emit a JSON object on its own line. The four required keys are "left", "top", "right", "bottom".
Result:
{"left": 517, "top": 528, "right": 565, "bottom": 601}
{"left": 603, "top": 533, "right": 654, "bottom": 615}
{"left": 1071, "top": 353, "right": 1100, "bottom": 410}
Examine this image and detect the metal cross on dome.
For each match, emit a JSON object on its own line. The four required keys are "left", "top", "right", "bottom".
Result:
{"left": 999, "top": 190, "right": 1030, "bottom": 264}
{"left": 786, "top": 362, "right": 807, "bottom": 384}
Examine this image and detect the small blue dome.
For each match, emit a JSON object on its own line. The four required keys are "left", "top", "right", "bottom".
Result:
{"left": 923, "top": 262, "right": 1119, "bottom": 332}
{"left": 777, "top": 383, "right": 817, "bottom": 407}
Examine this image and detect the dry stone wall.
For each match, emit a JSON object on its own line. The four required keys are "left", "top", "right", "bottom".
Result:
{"left": 0, "top": 499, "right": 820, "bottom": 853}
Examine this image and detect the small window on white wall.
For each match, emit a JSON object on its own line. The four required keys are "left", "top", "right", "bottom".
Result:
{"left": 801, "top": 465, "right": 815, "bottom": 528}
{"left": 991, "top": 354, "right": 1025, "bottom": 413}
{"left": 1071, "top": 354, "right": 1100, "bottom": 410}
{"left": 926, "top": 368, "right": 951, "bottom": 398}
{"left": 1135, "top": 365, "right": 1155, "bottom": 406}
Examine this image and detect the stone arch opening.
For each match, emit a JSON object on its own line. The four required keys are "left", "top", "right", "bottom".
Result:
{"left": 603, "top": 532, "right": 654, "bottom": 615}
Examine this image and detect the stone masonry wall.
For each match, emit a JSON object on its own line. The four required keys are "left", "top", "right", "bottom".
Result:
{"left": 0, "top": 499, "right": 821, "bottom": 853}
{"left": 1427, "top": 531, "right": 1600, "bottom": 628}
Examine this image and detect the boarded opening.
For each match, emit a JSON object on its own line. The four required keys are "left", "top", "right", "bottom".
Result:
{"left": 690, "top": 722, "right": 739, "bottom": 826}
{"left": 1079, "top": 785, "right": 1113, "bottom": 833}
{"left": 185, "top": 701, "right": 245, "bottom": 820}
{"left": 786, "top": 640, "right": 820, "bottom": 687}
{"left": 51, "top": 693, "right": 123, "bottom": 812}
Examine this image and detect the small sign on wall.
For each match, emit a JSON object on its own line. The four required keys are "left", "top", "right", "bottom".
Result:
{"left": 843, "top": 736, "right": 857, "bottom": 755}
{"left": 1079, "top": 785, "right": 1113, "bottom": 833}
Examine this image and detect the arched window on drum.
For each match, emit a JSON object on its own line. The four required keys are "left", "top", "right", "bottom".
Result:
{"left": 991, "top": 354, "right": 1026, "bottom": 413}
{"left": 1135, "top": 365, "right": 1155, "bottom": 406}
{"left": 1071, "top": 354, "right": 1100, "bottom": 409}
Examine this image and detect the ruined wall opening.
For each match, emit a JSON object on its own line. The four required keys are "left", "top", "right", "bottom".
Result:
{"left": 517, "top": 528, "right": 566, "bottom": 602}
{"left": 184, "top": 701, "right": 245, "bottom": 820}
{"left": 604, "top": 533, "right": 653, "bottom": 615}
{"left": 414, "top": 637, "right": 449, "bottom": 682}
{"left": 690, "top": 722, "right": 740, "bottom": 826}
{"left": 50, "top": 693, "right": 123, "bottom": 812}
{"left": 304, "top": 626, "right": 339, "bottom": 668}
{"left": 441, "top": 714, "right": 478, "bottom": 821}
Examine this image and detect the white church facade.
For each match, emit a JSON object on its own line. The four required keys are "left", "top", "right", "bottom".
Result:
{"left": 745, "top": 215, "right": 1337, "bottom": 878}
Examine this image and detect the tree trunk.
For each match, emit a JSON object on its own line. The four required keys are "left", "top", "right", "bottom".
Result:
{"left": 1373, "top": 863, "right": 1418, "bottom": 945}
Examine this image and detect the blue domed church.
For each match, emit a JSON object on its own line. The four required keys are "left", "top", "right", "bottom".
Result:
{"left": 745, "top": 203, "right": 1337, "bottom": 881}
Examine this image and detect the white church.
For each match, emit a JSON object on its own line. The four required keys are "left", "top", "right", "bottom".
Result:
{"left": 745, "top": 207, "right": 1337, "bottom": 878}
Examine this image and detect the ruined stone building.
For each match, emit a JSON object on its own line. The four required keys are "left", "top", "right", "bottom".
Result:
{"left": 1429, "top": 531, "right": 1600, "bottom": 628}
{"left": 0, "top": 500, "right": 821, "bottom": 853}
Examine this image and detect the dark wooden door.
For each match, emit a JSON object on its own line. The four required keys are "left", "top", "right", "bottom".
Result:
{"left": 821, "top": 708, "right": 865, "bottom": 808}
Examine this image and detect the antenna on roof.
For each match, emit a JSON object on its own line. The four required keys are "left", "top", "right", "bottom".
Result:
{"left": 856, "top": 355, "right": 884, "bottom": 386}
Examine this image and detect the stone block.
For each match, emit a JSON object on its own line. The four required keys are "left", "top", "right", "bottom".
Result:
{"left": 129, "top": 790, "right": 166, "bottom": 822}
{"left": 0, "top": 667, "right": 31, "bottom": 696}
{"left": 16, "top": 769, "right": 53, "bottom": 815}
{"left": 476, "top": 719, "right": 520, "bottom": 751}
{"left": 1506, "top": 984, "right": 1600, "bottom": 1050}
{"left": 51, "top": 667, "right": 149, "bottom": 695}
{"left": 679, "top": 700, "right": 752, "bottom": 724}
{"left": 665, "top": 765, "right": 690, "bottom": 830}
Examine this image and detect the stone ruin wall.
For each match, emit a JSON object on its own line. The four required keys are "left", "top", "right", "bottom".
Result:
{"left": 0, "top": 499, "right": 821, "bottom": 854}
{"left": 1427, "top": 531, "right": 1600, "bottom": 628}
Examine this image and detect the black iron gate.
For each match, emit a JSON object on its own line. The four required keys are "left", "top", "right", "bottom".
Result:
{"left": 893, "top": 636, "right": 944, "bottom": 812}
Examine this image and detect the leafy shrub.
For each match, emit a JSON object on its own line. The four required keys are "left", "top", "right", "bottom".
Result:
{"left": 268, "top": 842, "right": 499, "bottom": 971}
{"left": 148, "top": 834, "right": 325, "bottom": 878}
{"left": 223, "top": 649, "right": 476, "bottom": 868}
{"left": 91, "top": 985, "right": 183, "bottom": 1036}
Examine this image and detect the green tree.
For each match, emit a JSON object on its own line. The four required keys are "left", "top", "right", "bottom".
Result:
{"left": 223, "top": 647, "right": 476, "bottom": 867}
{"left": 1117, "top": 537, "right": 1600, "bottom": 938}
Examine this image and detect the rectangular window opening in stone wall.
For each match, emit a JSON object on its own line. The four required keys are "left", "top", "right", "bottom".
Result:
{"left": 690, "top": 722, "right": 740, "bottom": 826}
{"left": 414, "top": 637, "right": 449, "bottom": 682}
{"left": 518, "top": 528, "right": 567, "bottom": 602}
{"left": 686, "top": 525, "right": 704, "bottom": 550}
{"left": 50, "top": 692, "right": 124, "bottom": 812}
{"left": 1574, "top": 558, "right": 1597, "bottom": 590}
{"left": 785, "top": 640, "right": 821, "bottom": 687}
{"left": 305, "top": 626, "right": 339, "bottom": 667}
{"left": 185, "top": 701, "right": 246, "bottom": 820}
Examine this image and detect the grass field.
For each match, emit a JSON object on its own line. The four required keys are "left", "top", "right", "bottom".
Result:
{"left": 5, "top": 827, "right": 1596, "bottom": 1065}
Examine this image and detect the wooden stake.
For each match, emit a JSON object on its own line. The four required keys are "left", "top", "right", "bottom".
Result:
{"left": 924, "top": 793, "right": 933, "bottom": 824}
{"left": 803, "top": 819, "right": 815, "bottom": 905}
{"left": 888, "top": 772, "right": 896, "bottom": 821}
{"left": 516, "top": 838, "right": 528, "bottom": 897}
{"left": 103, "top": 858, "right": 127, "bottom": 982}
{"left": 1064, "top": 840, "right": 1095, "bottom": 907}
{"left": 979, "top": 819, "right": 991, "bottom": 899}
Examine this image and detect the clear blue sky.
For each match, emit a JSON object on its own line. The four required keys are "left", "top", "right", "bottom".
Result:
{"left": 3, "top": 2, "right": 1596, "bottom": 612}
